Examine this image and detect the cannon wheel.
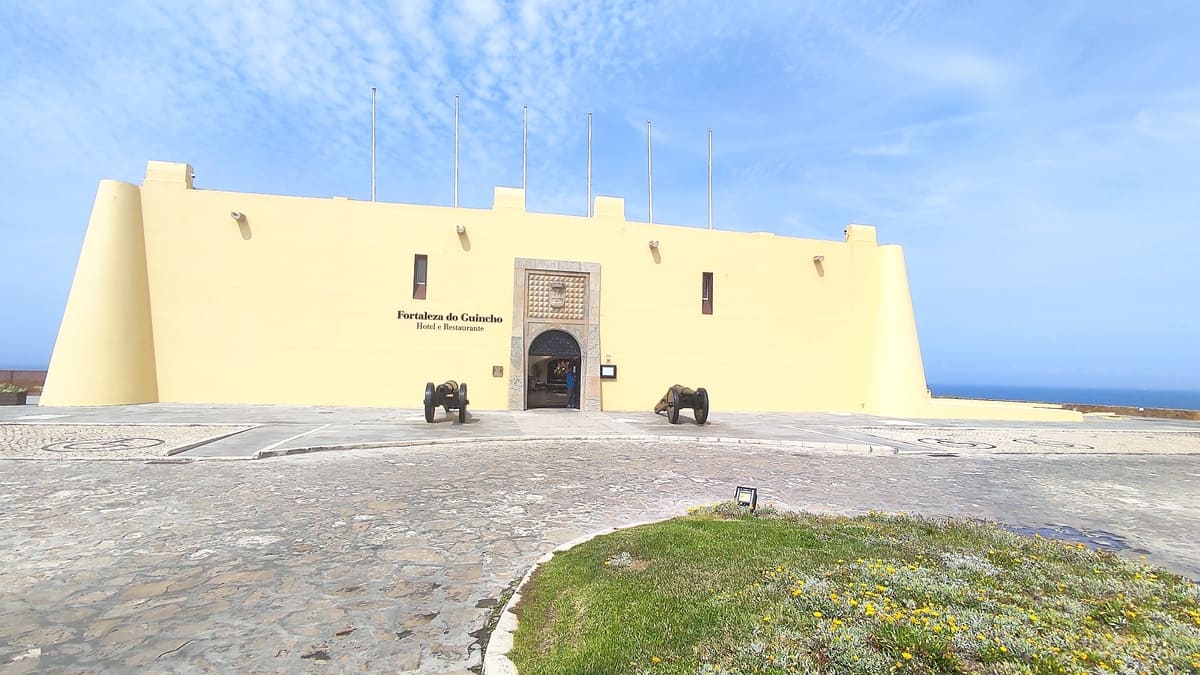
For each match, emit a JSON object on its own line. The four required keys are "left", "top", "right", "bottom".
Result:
{"left": 694, "top": 387, "right": 709, "bottom": 425}
{"left": 457, "top": 383, "right": 468, "bottom": 423}
{"left": 667, "top": 387, "right": 681, "bottom": 424}
{"left": 424, "top": 382, "right": 436, "bottom": 423}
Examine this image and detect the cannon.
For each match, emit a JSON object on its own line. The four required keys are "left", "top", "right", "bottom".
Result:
{"left": 653, "top": 384, "right": 710, "bottom": 425}
{"left": 424, "top": 380, "right": 469, "bottom": 423}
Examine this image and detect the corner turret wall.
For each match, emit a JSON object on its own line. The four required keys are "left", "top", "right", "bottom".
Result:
{"left": 863, "top": 244, "right": 930, "bottom": 416}
{"left": 41, "top": 180, "right": 158, "bottom": 405}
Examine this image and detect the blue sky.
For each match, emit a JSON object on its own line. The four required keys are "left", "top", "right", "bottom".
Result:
{"left": 2, "top": 1, "right": 1198, "bottom": 390}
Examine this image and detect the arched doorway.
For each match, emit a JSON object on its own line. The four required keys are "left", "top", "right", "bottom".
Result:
{"left": 526, "top": 329, "right": 581, "bottom": 409}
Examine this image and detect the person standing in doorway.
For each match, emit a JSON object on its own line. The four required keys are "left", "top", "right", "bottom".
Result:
{"left": 565, "top": 365, "right": 578, "bottom": 409}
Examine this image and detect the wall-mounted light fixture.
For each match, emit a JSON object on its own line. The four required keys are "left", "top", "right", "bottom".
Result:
{"left": 230, "top": 211, "right": 244, "bottom": 222}
{"left": 648, "top": 240, "right": 659, "bottom": 249}
{"left": 734, "top": 486, "right": 758, "bottom": 511}
{"left": 812, "top": 255, "right": 824, "bottom": 263}
{"left": 456, "top": 225, "right": 466, "bottom": 234}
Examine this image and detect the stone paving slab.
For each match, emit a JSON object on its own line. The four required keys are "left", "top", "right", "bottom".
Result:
{"left": 0, "top": 424, "right": 254, "bottom": 460}
{"left": 1, "top": 439, "right": 1198, "bottom": 672}
{"left": 4, "top": 413, "right": 1195, "bottom": 458}
{"left": 863, "top": 427, "right": 1200, "bottom": 455}
{"left": 179, "top": 424, "right": 326, "bottom": 458}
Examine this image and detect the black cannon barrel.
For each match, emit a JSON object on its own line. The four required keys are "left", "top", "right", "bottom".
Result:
{"left": 435, "top": 380, "right": 459, "bottom": 398}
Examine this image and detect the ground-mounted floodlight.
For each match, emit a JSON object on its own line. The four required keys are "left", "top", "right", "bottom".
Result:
{"left": 734, "top": 486, "right": 758, "bottom": 512}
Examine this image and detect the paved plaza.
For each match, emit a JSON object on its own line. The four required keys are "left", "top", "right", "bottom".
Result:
{"left": 1, "top": 402, "right": 1198, "bottom": 672}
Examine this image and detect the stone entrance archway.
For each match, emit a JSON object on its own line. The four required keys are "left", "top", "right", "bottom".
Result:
{"left": 526, "top": 329, "right": 581, "bottom": 409}
{"left": 508, "top": 258, "right": 601, "bottom": 411}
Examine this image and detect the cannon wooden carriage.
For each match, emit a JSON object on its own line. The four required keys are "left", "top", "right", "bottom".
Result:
{"left": 654, "top": 384, "right": 710, "bottom": 425}
{"left": 424, "top": 380, "right": 468, "bottom": 423}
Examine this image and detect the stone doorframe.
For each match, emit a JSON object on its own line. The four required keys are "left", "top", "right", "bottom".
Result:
{"left": 508, "top": 258, "right": 601, "bottom": 411}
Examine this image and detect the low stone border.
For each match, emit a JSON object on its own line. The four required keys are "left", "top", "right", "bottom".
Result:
{"left": 481, "top": 518, "right": 663, "bottom": 675}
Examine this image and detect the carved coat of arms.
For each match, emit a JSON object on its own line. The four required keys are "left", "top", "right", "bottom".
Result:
{"left": 549, "top": 282, "right": 566, "bottom": 309}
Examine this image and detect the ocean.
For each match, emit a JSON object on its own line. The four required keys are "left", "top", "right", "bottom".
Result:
{"left": 928, "top": 384, "right": 1200, "bottom": 411}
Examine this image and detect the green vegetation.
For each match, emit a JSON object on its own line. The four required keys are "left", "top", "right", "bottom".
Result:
{"left": 0, "top": 383, "right": 27, "bottom": 393}
{"left": 510, "top": 505, "right": 1200, "bottom": 674}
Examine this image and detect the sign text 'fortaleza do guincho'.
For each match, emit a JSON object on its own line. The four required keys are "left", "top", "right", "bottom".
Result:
{"left": 396, "top": 310, "right": 504, "bottom": 333}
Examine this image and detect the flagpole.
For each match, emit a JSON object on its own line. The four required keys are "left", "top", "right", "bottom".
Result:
{"left": 370, "top": 87, "right": 376, "bottom": 202}
{"left": 522, "top": 105, "right": 528, "bottom": 208}
{"left": 708, "top": 128, "right": 713, "bottom": 229}
{"left": 587, "top": 112, "right": 593, "bottom": 217}
{"left": 647, "top": 120, "right": 653, "bottom": 225}
{"left": 453, "top": 95, "right": 459, "bottom": 208}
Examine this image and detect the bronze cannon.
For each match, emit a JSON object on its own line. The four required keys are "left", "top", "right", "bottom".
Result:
{"left": 654, "top": 384, "right": 710, "bottom": 425}
{"left": 424, "top": 380, "right": 469, "bottom": 423}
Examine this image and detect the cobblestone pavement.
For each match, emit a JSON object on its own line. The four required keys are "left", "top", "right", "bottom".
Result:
{"left": 2, "top": 440, "right": 1198, "bottom": 673}
{"left": 0, "top": 425, "right": 252, "bottom": 459}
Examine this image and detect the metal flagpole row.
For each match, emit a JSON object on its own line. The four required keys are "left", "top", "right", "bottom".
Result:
{"left": 442, "top": 98, "right": 712, "bottom": 229}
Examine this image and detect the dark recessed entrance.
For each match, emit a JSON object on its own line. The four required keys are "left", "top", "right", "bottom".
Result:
{"left": 526, "top": 329, "right": 581, "bottom": 409}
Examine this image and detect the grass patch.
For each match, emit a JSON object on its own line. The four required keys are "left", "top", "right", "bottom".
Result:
{"left": 509, "top": 505, "right": 1200, "bottom": 674}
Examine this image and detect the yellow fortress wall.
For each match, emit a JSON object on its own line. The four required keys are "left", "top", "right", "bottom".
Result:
{"left": 42, "top": 161, "right": 1080, "bottom": 421}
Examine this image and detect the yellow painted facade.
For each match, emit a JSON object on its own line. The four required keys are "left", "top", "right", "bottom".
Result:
{"left": 43, "top": 161, "right": 1080, "bottom": 421}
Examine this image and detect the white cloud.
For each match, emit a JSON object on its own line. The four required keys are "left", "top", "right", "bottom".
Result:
{"left": 851, "top": 130, "right": 915, "bottom": 156}
{"left": 890, "top": 45, "right": 1012, "bottom": 94}
{"left": 1132, "top": 107, "right": 1200, "bottom": 142}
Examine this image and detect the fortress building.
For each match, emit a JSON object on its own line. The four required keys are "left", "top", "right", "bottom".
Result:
{"left": 42, "top": 161, "right": 1078, "bottom": 421}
